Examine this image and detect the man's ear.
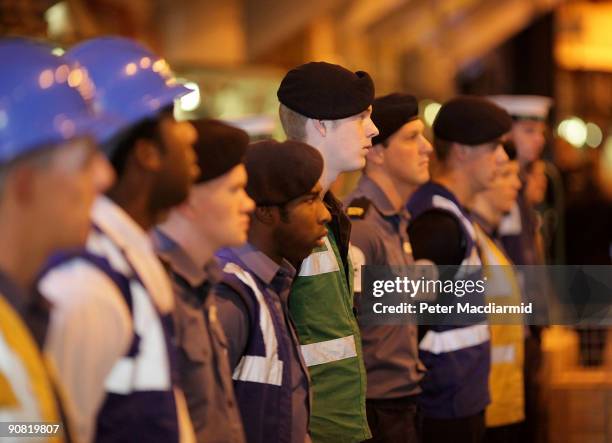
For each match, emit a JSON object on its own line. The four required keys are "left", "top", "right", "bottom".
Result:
{"left": 452, "top": 143, "right": 469, "bottom": 162}
{"left": 253, "top": 206, "right": 279, "bottom": 225}
{"left": 6, "top": 165, "right": 37, "bottom": 206}
{"left": 311, "top": 119, "right": 327, "bottom": 137}
{"left": 133, "top": 139, "right": 163, "bottom": 172}
{"left": 366, "top": 144, "right": 385, "bottom": 166}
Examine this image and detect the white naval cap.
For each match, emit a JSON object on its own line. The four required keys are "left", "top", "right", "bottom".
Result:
{"left": 487, "top": 95, "right": 553, "bottom": 121}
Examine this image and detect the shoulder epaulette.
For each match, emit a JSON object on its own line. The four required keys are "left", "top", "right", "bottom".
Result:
{"left": 346, "top": 197, "right": 372, "bottom": 219}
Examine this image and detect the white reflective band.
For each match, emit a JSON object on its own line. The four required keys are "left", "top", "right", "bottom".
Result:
{"left": 0, "top": 328, "right": 41, "bottom": 421}
{"left": 432, "top": 195, "right": 476, "bottom": 239}
{"left": 300, "top": 335, "right": 357, "bottom": 367}
{"left": 431, "top": 195, "right": 482, "bottom": 272}
{"left": 224, "top": 263, "right": 284, "bottom": 386}
{"left": 87, "top": 230, "right": 133, "bottom": 277}
{"left": 233, "top": 355, "right": 283, "bottom": 386}
{"left": 298, "top": 236, "right": 340, "bottom": 277}
{"left": 419, "top": 324, "right": 490, "bottom": 354}
{"left": 104, "top": 358, "right": 135, "bottom": 394}
{"left": 491, "top": 344, "right": 516, "bottom": 364}
{"left": 105, "top": 280, "right": 171, "bottom": 393}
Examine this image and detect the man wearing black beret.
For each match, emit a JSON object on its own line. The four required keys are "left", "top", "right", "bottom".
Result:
{"left": 278, "top": 61, "right": 379, "bottom": 442}
{"left": 153, "top": 119, "right": 255, "bottom": 443}
{"left": 212, "top": 140, "right": 332, "bottom": 443}
{"left": 406, "top": 96, "right": 512, "bottom": 443}
{"left": 344, "top": 93, "right": 432, "bottom": 443}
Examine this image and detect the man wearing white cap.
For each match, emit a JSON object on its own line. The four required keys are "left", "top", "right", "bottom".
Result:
{"left": 487, "top": 95, "right": 552, "bottom": 266}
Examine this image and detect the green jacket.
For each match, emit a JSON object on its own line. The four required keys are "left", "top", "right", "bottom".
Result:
{"left": 289, "top": 193, "right": 370, "bottom": 443}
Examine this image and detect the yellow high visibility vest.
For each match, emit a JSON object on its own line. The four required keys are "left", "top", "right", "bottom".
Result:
{"left": 0, "top": 295, "right": 64, "bottom": 442}
{"left": 475, "top": 224, "right": 525, "bottom": 428}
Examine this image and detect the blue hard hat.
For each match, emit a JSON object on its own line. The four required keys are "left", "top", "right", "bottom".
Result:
{"left": 66, "top": 36, "right": 190, "bottom": 141}
{"left": 0, "top": 38, "right": 120, "bottom": 165}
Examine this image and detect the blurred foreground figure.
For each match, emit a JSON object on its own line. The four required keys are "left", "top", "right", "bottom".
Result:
{"left": 153, "top": 119, "right": 254, "bottom": 443}
{"left": 39, "top": 37, "right": 199, "bottom": 443}
{"left": 0, "top": 37, "right": 114, "bottom": 442}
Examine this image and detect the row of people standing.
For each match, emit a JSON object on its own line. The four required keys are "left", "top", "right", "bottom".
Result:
{"left": 0, "top": 34, "right": 548, "bottom": 443}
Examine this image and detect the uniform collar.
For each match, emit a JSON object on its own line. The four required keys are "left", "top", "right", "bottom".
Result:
{"left": 91, "top": 195, "right": 153, "bottom": 256}
{"left": 229, "top": 243, "right": 296, "bottom": 286}
{"left": 356, "top": 174, "right": 411, "bottom": 220}
{"left": 152, "top": 228, "right": 220, "bottom": 287}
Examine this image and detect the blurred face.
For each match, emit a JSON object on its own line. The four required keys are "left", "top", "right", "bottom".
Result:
{"left": 151, "top": 115, "right": 200, "bottom": 213}
{"left": 512, "top": 119, "right": 547, "bottom": 165}
{"left": 188, "top": 164, "right": 255, "bottom": 249}
{"left": 324, "top": 106, "right": 379, "bottom": 173}
{"left": 273, "top": 182, "right": 332, "bottom": 265}
{"left": 33, "top": 137, "right": 114, "bottom": 247}
{"left": 382, "top": 119, "right": 433, "bottom": 186}
{"left": 525, "top": 160, "right": 547, "bottom": 205}
{"left": 462, "top": 141, "right": 509, "bottom": 194}
{"left": 482, "top": 159, "right": 521, "bottom": 216}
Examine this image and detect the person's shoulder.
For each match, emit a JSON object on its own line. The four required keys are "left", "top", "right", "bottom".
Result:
{"left": 410, "top": 208, "right": 462, "bottom": 233}
{"left": 39, "top": 257, "right": 128, "bottom": 315}
{"left": 214, "top": 261, "right": 259, "bottom": 301}
{"left": 347, "top": 195, "right": 386, "bottom": 239}
{"left": 345, "top": 196, "right": 375, "bottom": 221}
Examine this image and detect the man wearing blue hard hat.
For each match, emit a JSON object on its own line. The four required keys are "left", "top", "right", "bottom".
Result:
{"left": 0, "top": 37, "right": 114, "bottom": 441}
{"left": 38, "top": 36, "right": 199, "bottom": 443}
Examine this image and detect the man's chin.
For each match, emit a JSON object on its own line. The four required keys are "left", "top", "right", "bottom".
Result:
{"left": 418, "top": 173, "right": 430, "bottom": 185}
{"left": 226, "top": 232, "right": 248, "bottom": 248}
{"left": 351, "top": 157, "right": 367, "bottom": 172}
{"left": 290, "top": 245, "right": 317, "bottom": 265}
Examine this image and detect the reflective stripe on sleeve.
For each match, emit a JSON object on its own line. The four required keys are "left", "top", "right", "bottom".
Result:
{"left": 300, "top": 335, "right": 357, "bottom": 367}
{"left": 224, "top": 262, "right": 284, "bottom": 386}
{"left": 419, "top": 324, "right": 490, "bottom": 354}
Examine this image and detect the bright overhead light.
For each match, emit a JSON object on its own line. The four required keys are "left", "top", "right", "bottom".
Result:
{"left": 178, "top": 81, "right": 201, "bottom": 112}
{"left": 423, "top": 101, "right": 441, "bottom": 127}
{"left": 586, "top": 122, "right": 603, "bottom": 148}
{"left": 558, "top": 116, "right": 587, "bottom": 148}
{"left": 603, "top": 136, "right": 612, "bottom": 168}
{"left": 45, "top": 2, "right": 70, "bottom": 38}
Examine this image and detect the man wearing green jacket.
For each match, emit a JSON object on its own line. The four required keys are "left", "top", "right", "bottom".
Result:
{"left": 277, "top": 61, "right": 379, "bottom": 442}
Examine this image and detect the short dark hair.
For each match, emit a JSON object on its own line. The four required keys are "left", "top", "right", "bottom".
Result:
{"left": 103, "top": 118, "right": 160, "bottom": 177}
{"left": 433, "top": 137, "right": 454, "bottom": 162}
{"left": 103, "top": 106, "right": 175, "bottom": 178}
{"left": 279, "top": 104, "right": 308, "bottom": 142}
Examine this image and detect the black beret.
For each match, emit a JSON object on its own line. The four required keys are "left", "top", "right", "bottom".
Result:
{"left": 371, "top": 93, "right": 419, "bottom": 145}
{"left": 277, "top": 61, "right": 374, "bottom": 120}
{"left": 433, "top": 96, "right": 512, "bottom": 145}
{"left": 245, "top": 140, "right": 324, "bottom": 206}
{"left": 190, "top": 119, "right": 250, "bottom": 183}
